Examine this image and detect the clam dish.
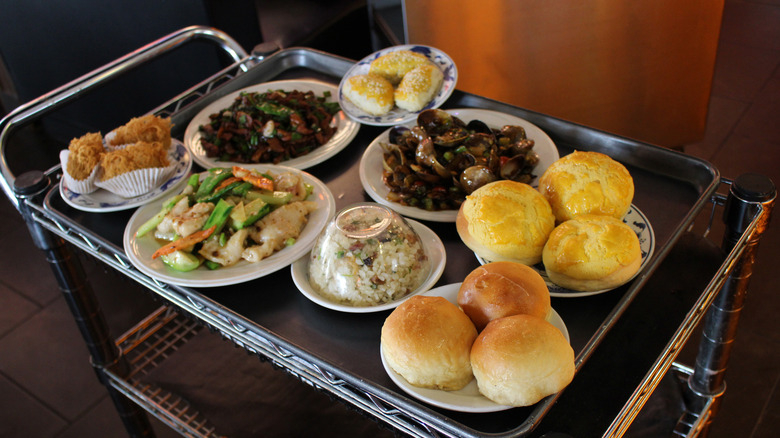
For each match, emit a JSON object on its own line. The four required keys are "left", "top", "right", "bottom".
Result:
{"left": 380, "top": 109, "right": 541, "bottom": 211}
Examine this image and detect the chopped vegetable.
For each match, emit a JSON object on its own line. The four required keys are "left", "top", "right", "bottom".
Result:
{"left": 230, "top": 198, "right": 270, "bottom": 230}
{"left": 195, "top": 167, "right": 232, "bottom": 199}
{"left": 161, "top": 250, "right": 202, "bottom": 272}
{"left": 201, "top": 199, "right": 234, "bottom": 235}
{"left": 152, "top": 225, "right": 216, "bottom": 259}
{"left": 244, "top": 190, "right": 293, "bottom": 205}
{"left": 139, "top": 166, "right": 316, "bottom": 272}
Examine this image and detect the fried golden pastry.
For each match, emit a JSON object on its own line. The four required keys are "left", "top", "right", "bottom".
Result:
{"left": 109, "top": 115, "right": 172, "bottom": 148}
{"left": 66, "top": 132, "right": 104, "bottom": 180}
{"left": 369, "top": 50, "right": 432, "bottom": 85}
{"left": 394, "top": 64, "right": 444, "bottom": 112}
{"left": 343, "top": 73, "right": 395, "bottom": 116}
{"left": 99, "top": 141, "right": 169, "bottom": 181}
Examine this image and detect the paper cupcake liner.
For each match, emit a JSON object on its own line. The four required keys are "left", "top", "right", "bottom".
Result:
{"left": 103, "top": 131, "right": 125, "bottom": 149}
{"left": 95, "top": 161, "right": 177, "bottom": 198}
{"left": 94, "top": 140, "right": 178, "bottom": 198}
{"left": 104, "top": 128, "right": 171, "bottom": 150}
{"left": 60, "top": 149, "right": 99, "bottom": 194}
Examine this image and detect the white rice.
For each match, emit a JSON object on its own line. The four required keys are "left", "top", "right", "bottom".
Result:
{"left": 308, "top": 208, "right": 429, "bottom": 306}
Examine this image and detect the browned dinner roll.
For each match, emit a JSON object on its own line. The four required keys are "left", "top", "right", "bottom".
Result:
{"left": 369, "top": 50, "right": 432, "bottom": 85}
{"left": 542, "top": 214, "right": 642, "bottom": 291}
{"left": 471, "top": 314, "right": 574, "bottom": 407}
{"left": 394, "top": 64, "right": 443, "bottom": 112}
{"left": 343, "top": 73, "right": 395, "bottom": 116}
{"left": 538, "top": 151, "right": 634, "bottom": 223}
{"left": 458, "top": 261, "right": 551, "bottom": 331}
{"left": 456, "top": 180, "right": 555, "bottom": 265}
{"left": 381, "top": 295, "right": 477, "bottom": 390}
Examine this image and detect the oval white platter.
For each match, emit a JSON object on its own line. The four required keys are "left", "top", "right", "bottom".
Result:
{"left": 123, "top": 165, "right": 335, "bottom": 287}
{"left": 184, "top": 79, "right": 360, "bottom": 171}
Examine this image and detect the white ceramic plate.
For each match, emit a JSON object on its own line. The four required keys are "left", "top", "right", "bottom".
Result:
{"left": 338, "top": 45, "right": 458, "bottom": 126}
{"left": 290, "top": 219, "right": 446, "bottom": 313}
{"left": 359, "top": 108, "right": 560, "bottom": 222}
{"left": 380, "top": 283, "right": 569, "bottom": 413}
{"left": 60, "top": 140, "right": 192, "bottom": 213}
{"left": 476, "top": 205, "right": 656, "bottom": 298}
{"left": 184, "top": 79, "right": 360, "bottom": 170}
{"left": 123, "top": 165, "right": 336, "bottom": 287}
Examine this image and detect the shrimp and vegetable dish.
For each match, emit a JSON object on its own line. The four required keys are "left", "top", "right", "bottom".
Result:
{"left": 198, "top": 88, "right": 341, "bottom": 164}
{"left": 135, "top": 165, "right": 317, "bottom": 272}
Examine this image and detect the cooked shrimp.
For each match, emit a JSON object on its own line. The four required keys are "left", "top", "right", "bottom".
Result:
{"left": 171, "top": 202, "right": 214, "bottom": 238}
{"left": 243, "top": 200, "right": 317, "bottom": 262}
{"left": 156, "top": 196, "right": 192, "bottom": 236}
{"left": 274, "top": 171, "right": 308, "bottom": 201}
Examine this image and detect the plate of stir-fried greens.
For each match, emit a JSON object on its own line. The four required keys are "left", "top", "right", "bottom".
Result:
{"left": 184, "top": 80, "right": 360, "bottom": 171}
{"left": 123, "top": 164, "right": 335, "bottom": 287}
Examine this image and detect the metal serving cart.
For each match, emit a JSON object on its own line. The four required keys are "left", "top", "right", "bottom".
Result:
{"left": 0, "top": 27, "right": 774, "bottom": 438}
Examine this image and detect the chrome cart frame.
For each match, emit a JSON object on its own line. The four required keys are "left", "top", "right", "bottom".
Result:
{"left": 0, "top": 27, "right": 774, "bottom": 438}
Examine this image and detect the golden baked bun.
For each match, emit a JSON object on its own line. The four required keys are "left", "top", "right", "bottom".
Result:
{"left": 381, "top": 295, "right": 477, "bottom": 390}
{"left": 538, "top": 151, "right": 634, "bottom": 223}
{"left": 543, "top": 214, "right": 642, "bottom": 291}
{"left": 471, "top": 314, "right": 574, "bottom": 407}
{"left": 369, "top": 50, "right": 432, "bottom": 85}
{"left": 458, "top": 262, "right": 551, "bottom": 331}
{"left": 456, "top": 180, "right": 555, "bottom": 265}
{"left": 343, "top": 74, "right": 395, "bottom": 116}
{"left": 394, "top": 64, "right": 443, "bottom": 112}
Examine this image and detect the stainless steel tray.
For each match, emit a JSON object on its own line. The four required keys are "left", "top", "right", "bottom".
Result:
{"left": 2, "top": 41, "right": 721, "bottom": 437}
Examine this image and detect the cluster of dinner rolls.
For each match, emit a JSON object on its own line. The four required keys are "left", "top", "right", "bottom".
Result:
{"left": 343, "top": 50, "right": 444, "bottom": 115}
{"left": 381, "top": 262, "right": 574, "bottom": 406}
{"left": 455, "top": 151, "right": 642, "bottom": 292}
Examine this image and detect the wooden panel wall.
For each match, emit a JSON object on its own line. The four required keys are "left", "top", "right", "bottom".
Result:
{"left": 405, "top": 0, "right": 724, "bottom": 147}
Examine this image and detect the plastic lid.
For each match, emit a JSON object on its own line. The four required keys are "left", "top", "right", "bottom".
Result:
{"left": 732, "top": 173, "right": 776, "bottom": 203}
{"left": 13, "top": 170, "right": 48, "bottom": 196}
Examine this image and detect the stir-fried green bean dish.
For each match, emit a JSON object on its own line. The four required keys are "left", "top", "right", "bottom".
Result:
{"left": 199, "top": 89, "right": 341, "bottom": 164}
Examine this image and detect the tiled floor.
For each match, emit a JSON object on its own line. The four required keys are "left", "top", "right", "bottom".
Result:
{"left": 1, "top": 0, "right": 779, "bottom": 437}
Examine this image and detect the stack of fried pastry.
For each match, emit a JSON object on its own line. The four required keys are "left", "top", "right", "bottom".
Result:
{"left": 61, "top": 115, "right": 174, "bottom": 197}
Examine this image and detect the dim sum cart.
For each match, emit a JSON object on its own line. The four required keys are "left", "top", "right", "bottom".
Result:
{"left": 0, "top": 27, "right": 774, "bottom": 438}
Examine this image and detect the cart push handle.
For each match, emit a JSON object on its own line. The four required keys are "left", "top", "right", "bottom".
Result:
{"left": 0, "top": 25, "right": 249, "bottom": 209}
